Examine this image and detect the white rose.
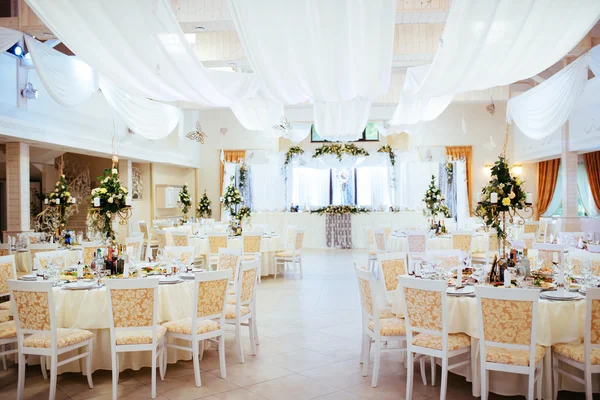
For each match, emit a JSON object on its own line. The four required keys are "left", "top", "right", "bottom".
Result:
{"left": 509, "top": 192, "right": 516, "bottom": 199}
{"left": 207, "top": 206, "right": 211, "bottom": 210}
{"left": 108, "top": 197, "right": 114, "bottom": 204}
{"left": 112, "top": 169, "right": 118, "bottom": 174}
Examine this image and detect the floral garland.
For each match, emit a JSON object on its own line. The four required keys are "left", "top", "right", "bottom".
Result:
{"left": 445, "top": 162, "right": 453, "bottom": 184}
{"left": 313, "top": 143, "right": 369, "bottom": 162}
{"left": 87, "top": 161, "right": 129, "bottom": 243}
{"left": 178, "top": 184, "right": 192, "bottom": 220}
{"left": 475, "top": 156, "right": 527, "bottom": 239}
{"left": 423, "top": 175, "right": 451, "bottom": 218}
{"left": 310, "top": 205, "right": 370, "bottom": 215}
{"left": 284, "top": 146, "right": 305, "bottom": 166}
{"left": 239, "top": 163, "right": 247, "bottom": 190}
{"left": 377, "top": 145, "right": 395, "bottom": 166}
{"left": 196, "top": 190, "right": 212, "bottom": 218}
{"left": 220, "top": 177, "right": 243, "bottom": 215}
{"left": 47, "top": 174, "right": 74, "bottom": 228}
{"left": 236, "top": 205, "right": 251, "bottom": 221}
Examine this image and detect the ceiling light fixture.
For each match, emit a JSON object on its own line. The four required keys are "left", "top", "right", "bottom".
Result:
{"left": 194, "top": 26, "right": 206, "bottom": 31}
{"left": 42, "top": 32, "right": 53, "bottom": 36}
{"left": 21, "top": 82, "right": 39, "bottom": 100}
{"left": 8, "top": 44, "right": 24, "bottom": 57}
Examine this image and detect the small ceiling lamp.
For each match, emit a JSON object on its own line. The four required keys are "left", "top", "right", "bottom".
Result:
{"left": 21, "top": 82, "right": 39, "bottom": 99}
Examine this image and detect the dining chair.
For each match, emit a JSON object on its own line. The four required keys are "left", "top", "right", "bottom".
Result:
{"left": 426, "top": 250, "right": 463, "bottom": 271}
{"left": 373, "top": 229, "right": 388, "bottom": 254}
{"left": 355, "top": 265, "right": 407, "bottom": 387}
{"left": 538, "top": 218, "right": 550, "bottom": 242}
{"left": 284, "top": 225, "right": 298, "bottom": 250}
{"left": 475, "top": 286, "right": 543, "bottom": 400}
{"left": 34, "top": 250, "right": 70, "bottom": 271}
{"left": 523, "top": 233, "right": 536, "bottom": 253}
{"left": 376, "top": 252, "right": 408, "bottom": 308}
{"left": 105, "top": 278, "right": 166, "bottom": 399}
{"left": 0, "top": 243, "right": 11, "bottom": 256}
{"left": 365, "top": 227, "right": 377, "bottom": 268}
{"left": 208, "top": 233, "right": 229, "bottom": 269}
{"left": 155, "top": 230, "right": 168, "bottom": 251}
{"left": 451, "top": 231, "right": 473, "bottom": 253}
{"left": 138, "top": 221, "right": 158, "bottom": 260}
{"left": 405, "top": 231, "right": 428, "bottom": 273}
{"left": 125, "top": 236, "right": 144, "bottom": 262}
{"left": 552, "top": 287, "right": 600, "bottom": 400}
{"left": 399, "top": 276, "right": 471, "bottom": 400}
{"left": 524, "top": 221, "right": 538, "bottom": 236}
{"left": 570, "top": 252, "right": 600, "bottom": 276}
{"left": 532, "top": 243, "right": 564, "bottom": 269}
{"left": 273, "top": 229, "right": 304, "bottom": 279}
{"left": 9, "top": 280, "right": 94, "bottom": 400}
{"left": 242, "top": 232, "right": 262, "bottom": 282}
{"left": 225, "top": 259, "right": 260, "bottom": 363}
{"left": 163, "top": 269, "right": 231, "bottom": 386}
{"left": 29, "top": 243, "right": 59, "bottom": 271}
{"left": 164, "top": 246, "right": 196, "bottom": 267}
{"left": 81, "top": 242, "right": 106, "bottom": 266}
{"left": 0, "top": 255, "right": 17, "bottom": 370}
{"left": 171, "top": 231, "right": 191, "bottom": 246}
{"left": 216, "top": 248, "right": 242, "bottom": 278}
{"left": 472, "top": 231, "right": 499, "bottom": 265}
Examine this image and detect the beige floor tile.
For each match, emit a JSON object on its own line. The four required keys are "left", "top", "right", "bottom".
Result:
{"left": 201, "top": 388, "right": 267, "bottom": 399}
{"left": 301, "top": 338, "right": 363, "bottom": 362}
{"left": 262, "top": 349, "right": 339, "bottom": 373}
{"left": 245, "top": 374, "right": 337, "bottom": 400}
{"left": 348, "top": 374, "right": 429, "bottom": 400}
{"left": 158, "top": 372, "right": 240, "bottom": 399}
{"left": 59, "top": 370, "right": 143, "bottom": 400}
{"left": 302, "top": 359, "right": 391, "bottom": 390}
{"left": 207, "top": 360, "right": 293, "bottom": 387}
{"left": 313, "top": 391, "right": 366, "bottom": 400}
{"left": 79, "top": 384, "right": 169, "bottom": 400}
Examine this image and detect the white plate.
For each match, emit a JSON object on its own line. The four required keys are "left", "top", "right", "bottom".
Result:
{"left": 63, "top": 282, "right": 96, "bottom": 290}
{"left": 540, "top": 291, "right": 583, "bottom": 301}
{"left": 20, "top": 274, "right": 39, "bottom": 281}
{"left": 179, "top": 273, "right": 195, "bottom": 280}
{"left": 159, "top": 278, "right": 183, "bottom": 285}
{"left": 446, "top": 286, "right": 475, "bottom": 295}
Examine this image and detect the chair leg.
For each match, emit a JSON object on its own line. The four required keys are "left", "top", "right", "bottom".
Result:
{"left": 481, "top": 363, "right": 487, "bottom": 400}
{"left": 439, "top": 357, "right": 448, "bottom": 400}
{"left": 40, "top": 355, "right": 48, "bottom": 379}
{"left": 585, "top": 366, "right": 593, "bottom": 400}
{"left": 406, "top": 351, "right": 414, "bottom": 400}
{"left": 151, "top": 348, "right": 157, "bottom": 399}
{"left": 111, "top": 350, "right": 118, "bottom": 400}
{"left": 527, "top": 369, "right": 535, "bottom": 400}
{"left": 362, "top": 337, "right": 371, "bottom": 376}
{"left": 431, "top": 356, "right": 436, "bottom": 386}
{"left": 199, "top": 339, "right": 205, "bottom": 360}
{"left": 249, "top": 318, "right": 257, "bottom": 356}
{"left": 219, "top": 334, "right": 227, "bottom": 379}
{"left": 159, "top": 341, "right": 165, "bottom": 381}
{"left": 192, "top": 340, "right": 201, "bottom": 387}
{"left": 1, "top": 353, "right": 5, "bottom": 371}
{"left": 359, "top": 332, "right": 366, "bottom": 365}
{"left": 236, "top": 320, "right": 245, "bottom": 364}
{"left": 537, "top": 363, "right": 542, "bottom": 400}
{"left": 299, "top": 257, "right": 303, "bottom": 279}
{"left": 371, "top": 339, "right": 381, "bottom": 387}
{"left": 49, "top": 354, "right": 58, "bottom": 400}
{"left": 86, "top": 340, "right": 94, "bottom": 388}
{"left": 17, "top": 352, "right": 26, "bottom": 400}
{"left": 419, "top": 356, "right": 427, "bottom": 385}
{"left": 253, "top": 312, "right": 260, "bottom": 346}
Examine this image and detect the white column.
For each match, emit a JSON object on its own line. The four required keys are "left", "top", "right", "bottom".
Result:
{"left": 560, "top": 121, "right": 579, "bottom": 231}
{"left": 6, "top": 142, "right": 30, "bottom": 236}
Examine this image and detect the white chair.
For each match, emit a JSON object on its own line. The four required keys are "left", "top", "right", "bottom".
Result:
{"left": 125, "top": 236, "right": 144, "bottom": 262}
{"left": 570, "top": 251, "right": 600, "bottom": 276}
{"left": 242, "top": 232, "right": 262, "bottom": 282}
{"left": 171, "top": 231, "right": 191, "bottom": 247}
{"left": 475, "top": 286, "right": 543, "bottom": 400}
{"left": 273, "top": 229, "right": 304, "bottom": 279}
{"left": 0, "top": 255, "right": 17, "bottom": 370}
{"left": 81, "top": 242, "right": 105, "bottom": 266}
{"left": 208, "top": 233, "right": 229, "bottom": 269}
{"left": 399, "top": 276, "right": 471, "bottom": 400}
{"left": 105, "top": 278, "right": 166, "bottom": 399}
{"left": 472, "top": 231, "right": 500, "bottom": 265}
{"left": 225, "top": 259, "right": 260, "bottom": 364}
{"left": 532, "top": 243, "right": 565, "bottom": 269}
{"left": 356, "top": 265, "right": 407, "bottom": 387}
{"left": 164, "top": 246, "right": 196, "bottom": 267}
{"left": 373, "top": 229, "right": 387, "bottom": 254}
{"left": 451, "top": 231, "right": 474, "bottom": 253}
{"left": 29, "top": 243, "right": 59, "bottom": 271}
{"left": 0, "top": 243, "right": 11, "bottom": 256}
{"left": 34, "top": 250, "right": 70, "bottom": 271}
{"left": 155, "top": 229, "right": 168, "bottom": 250}
{"left": 163, "top": 270, "right": 231, "bottom": 386}
{"left": 9, "top": 280, "right": 94, "bottom": 400}
{"left": 426, "top": 250, "right": 463, "bottom": 271}
{"left": 406, "top": 231, "right": 428, "bottom": 273}
{"left": 552, "top": 287, "right": 600, "bottom": 400}
{"left": 138, "top": 221, "right": 158, "bottom": 260}
{"left": 376, "top": 252, "right": 408, "bottom": 308}
{"left": 365, "top": 227, "right": 378, "bottom": 269}
{"left": 283, "top": 225, "right": 298, "bottom": 250}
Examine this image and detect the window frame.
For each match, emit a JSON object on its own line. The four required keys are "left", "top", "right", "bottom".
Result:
{"left": 310, "top": 123, "right": 380, "bottom": 143}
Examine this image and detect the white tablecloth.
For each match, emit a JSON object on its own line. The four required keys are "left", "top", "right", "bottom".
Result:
{"left": 391, "top": 287, "right": 596, "bottom": 398}
{"left": 14, "top": 249, "right": 81, "bottom": 274}
{"left": 250, "top": 212, "right": 429, "bottom": 249}
{"left": 189, "top": 236, "right": 282, "bottom": 276}
{"left": 386, "top": 234, "right": 487, "bottom": 253}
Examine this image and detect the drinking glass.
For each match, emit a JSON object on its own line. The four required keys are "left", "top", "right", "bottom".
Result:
{"left": 515, "top": 264, "right": 527, "bottom": 288}
{"left": 157, "top": 249, "right": 165, "bottom": 263}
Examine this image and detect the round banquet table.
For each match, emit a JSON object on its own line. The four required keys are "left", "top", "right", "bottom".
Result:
{"left": 14, "top": 249, "right": 80, "bottom": 275}
{"left": 386, "top": 234, "right": 486, "bottom": 253}
{"left": 189, "top": 236, "right": 282, "bottom": 276}
{"left": 34, "top": 281, "right": 198, "bottom": 374}
{"left": 391, "top": 285, "right": 596, "bottom": 399}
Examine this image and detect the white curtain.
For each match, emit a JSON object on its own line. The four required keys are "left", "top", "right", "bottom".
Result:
{"left": 291, "top": 167, "right": 330, "bottom": 208}
{"left": 251, "top": 163, "right": 285, "bottom": 212}
{"left": 542, "top": 164, "right": 563, "bottom": 217}
{"left": 395, "top": 162, "right": 439, "bottom": 210}
{"left": 26, "top": 0, "right": 264, "bottom": 128}
{"left": 578, "top": 162, "right": 599, "bottom": 217}
{"left": 228, "top": 0, "right": 395, "bottom": 141}
{"left": 507, "top": 45, "right": 600, "bottom": 139}
{"left": 455, "top": 160, "right": 470, "bottom": 229}
{"left": 357, "top": 167, "right": 391, "bottom": 209}
{"left": 389, "top": 0, "right": 600, "bottom": 126}
{"left": 0, "top": 27, "right": 22, "bottom": 53}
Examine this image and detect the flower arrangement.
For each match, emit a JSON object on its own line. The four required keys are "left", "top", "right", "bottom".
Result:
{"left": 220, "top": 177, "right": 243, "bottom": 215}
{"left": 239, "top": 163, "right": 248, "bottom": 190}
{"left": 423, "top": 175, "right": 451, "bottom": 218}
{"left": 475, "top": 156, "right": 527, "bottom": 239}
{"left": 311, "top": 205, "right": 370, "bottom": 215}
{"left": 178, "top": 184, "right": 192, "bottom": 221}
{"left": 236, "top": 205, "right": 251, "bottom": 221}
{"left": 378, "top": 145, "right": 395, "bottom": 166}
{"left": 284, "top": 146, "right": 305, "bottom": 166}
{"left": 196, "top": 190, "right": 212, "bottom": 218}
{"left": 445, "top": 162, "right": 453, "bottom": 184}
{"left": 87, "top": 162, "right": 129, "bottom": 243}
{"left": 313, "top": 143, "right": 369, "bottom": 162}
{"left": 47, "top": 174, "right": 74, "bottom": 228}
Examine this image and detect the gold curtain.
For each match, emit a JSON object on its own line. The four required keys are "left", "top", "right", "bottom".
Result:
{"left": 584, "top": 151, "right": 600, "bottom": 210}
{"left": 536, "top": 158, "right": 560, "bottom": 218}
{"left": 446, "top": 146, "right": 473, "bottom": 214}
{"left": 219, "top": 150, "right": 246, "bottom": 193}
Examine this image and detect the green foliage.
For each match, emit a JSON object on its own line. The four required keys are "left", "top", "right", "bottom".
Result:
{"left": 313, "top": 143, "right": 369, "bottom": 161}
{"left": 310, "top": 205, "right": 370, "bottom": 215}
{"left": 423, "top": 175, "right": 451, "bottom": 218}
{"left": 196, "top": 190, "right": 212, "bottom": 218}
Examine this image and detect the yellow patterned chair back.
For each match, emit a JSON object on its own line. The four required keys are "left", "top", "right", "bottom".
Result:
{"left": 138, "top": 221, "right": 149, "bottom": 240}
{"left": 585, "top": 289, "right": 600, "bottom": 347}
{"left": 29, "top": 243, "right": 58, "bottom": 270}
{"left": 384, "top": 228, "right": 391, "bottom": 240}
{"left": 533, "top": 243, "right": 564, "bottom": 269}
{"left": 236, "top": 259, "right": 259, "bottom": 305}
{"left": 0, "top": 255, "right": 17, "bottom": 296}
{"left": 208, "top": 234, "right": 228, "bottom": 254}
{"left": 34, "top": 250, "right": 69, "bottom": 271}
{"left": 216, "top": 248, "right": 242, "bottom": 274}
{"left": 399, "top": 278, "right": 444, "bottom": 333}
{"left": 294, "top": 229, "right": 305, "bottom": 251}
{"left": 195, "top": 270, "right": 230, "bottom": 319}
{"left": 125, "top": 236, "right": 144, "bottom": 262}
{"left": 427, "top": 250, "right": 463, "bottom": 270}
{"left": 355, "top": 265, "right": 377, "bottom": 319}
{"left": 165, "top": 246, "right": 195, "bottom": 265}
{"left": 81, "top": 244, "right": 106, "bottom": 266}
{"left": 285, "top": 226, "right": 297, "bottom": 249}
{"left": 172, "top": 232, "right": 190, "bottom": 247}
{"left": 522, "top": 233, "right": 536, "bottom": 251}
{"left": 570, "top": 252, "right": 600, "bottom": 276}
{"left": 452, "top": 232, "right": 473, "bottom": 252}
{"left": 524, "top": 222, "right": 538, "bottom": 235}
{"left": 243, "top": 234, "right": 262, "bottom": 254}
{"left": 106, "top": 279, "right": 158, "bottom": 330}
{"left": 373, "top": 229, "right": 387, "bottom": 253}
{"left": 9, "top": 280, "right": 54, "bottom": 332}
{"left": 378, "top": 253, "right": 407, "bottom": 292}
{"left": 0, "top": 244, "right": 11, "bottom": 257}
{"left": 488, "top": 233, "right": 500, "bottom": 252}
{"left": 406, "top": 231, "right": 427, "bottom": 254}
{"left": 155, "top": 230, "right": 168, "bottom": 249}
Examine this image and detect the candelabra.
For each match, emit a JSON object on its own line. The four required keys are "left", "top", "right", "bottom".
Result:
{"left": 485, "top": 202, "right": 535, "bottom": 258}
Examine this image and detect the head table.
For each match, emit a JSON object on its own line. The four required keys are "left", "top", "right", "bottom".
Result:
{"left": 391, "top": 282, "right": 596, "bottom": 399}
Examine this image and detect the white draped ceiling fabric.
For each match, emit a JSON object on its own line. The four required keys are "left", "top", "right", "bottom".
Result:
{"left": 24, "top": 0, "right": 281, "bottom": 131}
{"left": 507, "top": 45, "right": 600, "bottom": 139}
{"left": 0, "top": 27, "right": 22, "bottom": 53}
{"left": 228, "top": 0, "right": 395, "bottom": 141}
{"left": 389, "top": 0, "right": 600, "bottom": 128}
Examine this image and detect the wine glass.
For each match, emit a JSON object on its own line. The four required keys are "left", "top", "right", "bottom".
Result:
{"left": 515, "top": 264, "right": 527, "bottom": 288}
{"left": 156, "top": 249, "right": 165, "bottom": 264}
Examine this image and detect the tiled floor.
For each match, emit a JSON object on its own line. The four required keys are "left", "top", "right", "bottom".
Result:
{"left": 0, "top": 249, "right": 590, "bottom": 399}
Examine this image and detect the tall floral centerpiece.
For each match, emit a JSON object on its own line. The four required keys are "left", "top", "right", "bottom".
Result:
{"left": 196, "top": 190, "right": 212, "bottom": 218}
{"left": 178, "top": 184, "right": 192, "bottom": 223}
{"left": 47, "top": 174, "right": 75, "bottom": 231}
{"left": 87, "top": 157, "right": 131, "bottom": 244}
{"left": 423, "top": 175, "right": 450, "bottom": 227}
{"left": 220, "top": 177, "right": 243, "bottom": 235}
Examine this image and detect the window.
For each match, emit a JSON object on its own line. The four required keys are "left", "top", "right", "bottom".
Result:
{"left": 291, "top": 168, "right": 330, "bottom": 208}
{"left": 331, "top": 168, "right": 357, "bottom": 205}
{"left": 311, "top": 122, "right": 380, "bottom": 142}
{"left": 356, "top": 167, "right": 391, "bottom": 209}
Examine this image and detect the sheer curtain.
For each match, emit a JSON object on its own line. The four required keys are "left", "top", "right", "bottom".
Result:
{"left": 542, "top": 164, "right": 563, "bottom": 217}
{"left": 331, "top": 168, "right": 356, "bottom": 206}
{"left": 251, "top": 163, "right": 285, "bottom": 211}
{"left": 455, "top": 160, "right": 470, "bottom": 229}
{"left": 291, "top": 167, "right": 330, "bottom": 209}
{"left": 396, "top": 162, "right": 439, "bottom": 210}
{"left": 578, "top": 162, "right": 599, "bottom": 217}
{"left": 356, "top": 167, "right": 391, "bottom": 209}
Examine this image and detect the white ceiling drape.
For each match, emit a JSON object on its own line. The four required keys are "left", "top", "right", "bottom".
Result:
{"left": 0, "top": 27, "right": 22, "bottom": 53}
{"left": 389, "top": 0, "right": 600, "bottom": 127}
{"left": 507, "top": 45, "right": 600, "bottom": 139}
{"left": 228, "top": 0, "right": 395, "bottom": 141}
